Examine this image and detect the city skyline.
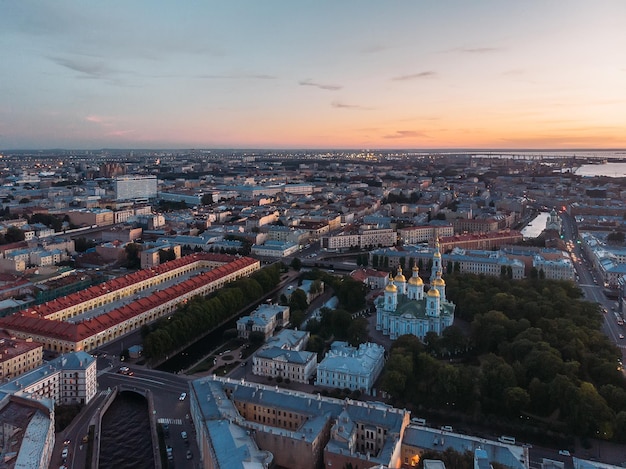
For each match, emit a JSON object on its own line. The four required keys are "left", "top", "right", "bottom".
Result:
{"left": 2, "top": 1, "right": 625, "bottom": 150}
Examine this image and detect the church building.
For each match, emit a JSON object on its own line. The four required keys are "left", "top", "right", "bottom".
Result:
{"left": 375, "top": 238, "right": 455, "bottom": 340}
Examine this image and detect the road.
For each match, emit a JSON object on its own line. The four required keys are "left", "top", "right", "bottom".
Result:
{"left": 55, "top": 360, "right": 197, "bottom": 469}
{"left": 560, "top": 211, "right": 626, "bottom": 366}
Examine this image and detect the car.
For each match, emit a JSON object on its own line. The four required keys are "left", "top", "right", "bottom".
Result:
{"left": 166, "top": 446, "right": 174, "bottom": 461}
{"left": 82, "top": 435, "right": 89, "bottom": 443}
{"left": 61, "top": 448, "right": 69, "bottom": 459}
{"left": 440, "top": 425, "right": 453, "bottom": 432}
{"left": 179, "top": 392, "right": 187, "bottom": 401}
{"left": 619, "top": 334, "right": 624, "bottom": 339}
{"left": 118, "top": 366, "right": 134, "bottom": 376}
{"left": 181, "top": 431, "right": 188, "bottom": 440}
{"left": 186, "top": 450, "right": 193, "bottom": 460}
{"left": 559, "top": 450, "right": 571, "bottom": 456}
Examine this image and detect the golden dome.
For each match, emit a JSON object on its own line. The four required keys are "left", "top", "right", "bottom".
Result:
{"left": 432, "top": 272, "right": 446, "bottom": 286}
{"left": 385, "top": 282, "right": 398, "bottom": 293}
{"left": 408, "top": 275, "right": 423, "bottom": 286}
{"left": 427, "top": 288, "right": 440, "bottom": 297}
{"left": 394, "top": 266, "right": 406, "bottom": 283}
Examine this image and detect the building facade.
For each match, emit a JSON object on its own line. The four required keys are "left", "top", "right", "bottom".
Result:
{"left": 315, "top": 341, "right": 385, "bottom": 395}
{"left": 237, "top": 304, "right": 290, "bottom": 340}
{"left": 0, "top": 254, "right": 260, "bottom": 353}
{"left": 376, "top": 240, "right": 455, "bottom": 341}
{"left": 0, "top": 332, "right": 43, "bottom": 381}
{"left": 115, "top": 175, "right": 158, "bottom": 201}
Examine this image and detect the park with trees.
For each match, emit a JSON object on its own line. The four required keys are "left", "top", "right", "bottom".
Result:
{"left": 141, "top": 263, "right": 283, "bottom": 362}
{"left": 380, "top": 273, "right": 626, "bottom": 445}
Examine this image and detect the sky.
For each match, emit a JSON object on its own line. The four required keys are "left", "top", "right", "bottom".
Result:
{"left": 1, "top": 1, "right": 625, "bottom": 150}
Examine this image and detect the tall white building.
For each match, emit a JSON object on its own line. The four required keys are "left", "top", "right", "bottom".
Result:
{"left": 115, "top": 175, "right": 157, "bottom": 201}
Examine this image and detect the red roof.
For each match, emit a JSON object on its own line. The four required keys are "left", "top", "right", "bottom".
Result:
{"left": 0, "top": 254, "right": 258, "bottom": 343}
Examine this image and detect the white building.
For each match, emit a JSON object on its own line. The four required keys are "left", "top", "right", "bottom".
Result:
{"left": 237, "top": 304, "right": 290, "bottom": 340}
{"left": 251, "top": 241, "right": 299, "bottom": 259}
{"left": 376, "top": 240, "right": 455, "bottom": 341}
{"left": 315, "top": 341, "right": 385, "bottom": 395}
{"left": 253, "top": 347, "right": 317, "bottom": 384}
{"left": 397, "top": 224, "right": 454, "bottom": 245}
{"left": 252, "top": 329, "right": 317, "bottom": 383}
{"left": 115, "top": 175, "right": 157, "bottom": 201}
{"left": 0, "top": 351, "right": 97, "bottom": 406}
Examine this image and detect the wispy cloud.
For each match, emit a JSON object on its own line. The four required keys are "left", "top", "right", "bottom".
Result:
{"left": 331, "top": 101, "right": 373, "bottom": 110}
{"left": 360, "top": 44, "right": 389, "bottom": 54}
{"left": 383, "top": 130, "right": 429, "bottom": 139}
{"left": 49, "top": 56, "right": 118, "bottom": 80}
{"left": 299, "top": 79, "right": 342, "bottom": 91}
{"left": 106, "top": 129, "right": 135, "bottom": 137}
{"left": 392, "top": 71, "right": 437, "bottom": 81}
{"left": 85, "top": 115, "right": 113, "bottom": 126}
{"left": 198, "top": 73, "right": 276, "bottom": 80}
{"left": 442, "top": 47, "right": 501, "bottom": 55}
{"left": 458, "top": 47, "right": 500, "bottom": 53}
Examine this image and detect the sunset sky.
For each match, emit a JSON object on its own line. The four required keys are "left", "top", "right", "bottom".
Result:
{"left": 1, "top": 1, "right": 625, "bottom": 150}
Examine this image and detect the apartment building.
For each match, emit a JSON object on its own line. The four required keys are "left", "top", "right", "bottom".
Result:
{"left": 0, "top": 332, "right": 43, "bottom": 381}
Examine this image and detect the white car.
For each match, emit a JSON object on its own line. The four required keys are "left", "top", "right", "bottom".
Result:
{"left": 558, "top": 450, "right": 571, "bottom": 456}
{"left": 61, "top": 448, "right": 69, "bottom": 459}
{"left": 179, "top": 392, "right": 187, "bottom": 401}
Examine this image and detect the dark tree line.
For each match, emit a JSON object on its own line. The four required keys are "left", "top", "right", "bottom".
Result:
{"left": 142, "top": 263, "right": 282, "bottom": 360}
{"left": 381, "top": 274, "right": 626, "bottom": 442}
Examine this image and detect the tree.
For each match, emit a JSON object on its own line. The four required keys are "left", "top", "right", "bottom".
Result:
{"left": 249, "top": 331, "right": 266, "bottom": 344}
{"left": 4, "top": 226, "right": 25, "bottom": 243}
{"left": 290, "top": 257, "right": 302, "bottom": 271}
{"left": 289, "top": 289, "right": 308, "bottom": 312}
{"left": 158, "top": 249, "right": 177, "bottom": 264}
{"left": 124, "top": 243, "right": 141, "bottom": 269}
{"left": 74, "top": 237, "right": 96, "bottom": 253}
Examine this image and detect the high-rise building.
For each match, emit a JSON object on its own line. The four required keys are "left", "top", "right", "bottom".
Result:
{"left": 114, "top": 175, "right": 157, "bottom": 201}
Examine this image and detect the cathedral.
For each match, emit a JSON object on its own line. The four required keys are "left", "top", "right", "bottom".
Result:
{"left": 375, "top": 239, "right": 455, "bottom": 340}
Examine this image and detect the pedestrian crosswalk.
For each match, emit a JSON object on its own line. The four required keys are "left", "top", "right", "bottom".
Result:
{"left": 158, "top": 417, "right": 183, "bottom": 425}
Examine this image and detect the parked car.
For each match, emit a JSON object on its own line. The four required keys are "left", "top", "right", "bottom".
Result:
{"left": 179, "top": 392, "right": 187, "bottom": 401}
{"left": 186, "top": 450, "right": 193, "bottom": 460}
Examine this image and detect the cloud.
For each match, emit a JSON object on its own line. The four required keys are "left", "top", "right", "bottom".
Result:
{"left": 383, "top": 130, "right": 429, "bottom": 139}
{"left": 49, "top": 56, "right": 118, "bottom": 80}
{"left": 106, "top": 129, "right": 135, "bottom": 137}
{"left": 198, "top": 73, "right": 276, "bottom": 80}
{"left": 442, "top": 47, "right": 501, "bottom": 55}
{"left": 85, "top": 115, "right": 113, "bottom": 126}
{"left": 392, "top": 71, "right": 437, "bottom": 81}
{"left": 331, "top": 101, "right": 373, "bottom": 110}
{"left": 299, "top": 79, "right": 342, "bottom": 91}
{"left": 458, "top": 47, "right": 500, "bottom": 53}
{"left": 360, "top": 44, "right": 389, "bottom": 54}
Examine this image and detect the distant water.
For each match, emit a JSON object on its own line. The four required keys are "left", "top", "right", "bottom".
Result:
{"left": 521, "top": 212, "right": 550, "bottom": 239}
{"left": 575, "top": 162, "right": 626, "bottom": 178}
{"left": 99, "top": 391, "right": 155, "bottom": 469}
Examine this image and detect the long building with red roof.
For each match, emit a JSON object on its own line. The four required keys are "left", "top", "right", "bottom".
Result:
{"left": 0, "top": 253, "right": 260, "bottom": 353}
